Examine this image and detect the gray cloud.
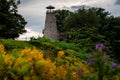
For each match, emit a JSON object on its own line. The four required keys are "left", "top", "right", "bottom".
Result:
{"left": 17, "top": 0, "right": 120, "bottom": 39}
{"left": 71, "top": 5, "right": 91, "bottom": 9}
{"left": 115, "top": 0, "right": 120, "bottom": 5}
{"left": 20, "top": 0, "right": 33, "bottom": 5}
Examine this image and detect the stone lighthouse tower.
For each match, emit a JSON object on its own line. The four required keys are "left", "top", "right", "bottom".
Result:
{"left": 43, "top": 5, "right": 59, "bottom": 41}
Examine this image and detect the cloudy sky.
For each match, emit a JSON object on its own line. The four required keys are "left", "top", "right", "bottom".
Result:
{"left": 17, "top": 0, "right": 120, "bottom": 40}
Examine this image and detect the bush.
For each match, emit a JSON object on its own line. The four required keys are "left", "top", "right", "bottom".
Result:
{"left": 83, "top": 43, "right": 120, "bottom": 80}
{"left": 0, "top": 39, "right": 33, "bottom": 51}
{"left": 0, "top": 43, "right": 90, "bottom": 80}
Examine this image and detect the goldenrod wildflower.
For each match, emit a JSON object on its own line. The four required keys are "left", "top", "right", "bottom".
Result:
{"left": 57, "top": 51, "right": 65, "bottom": 58}
{"left": 0, "top": 43, "right": 6, "bottom": 54}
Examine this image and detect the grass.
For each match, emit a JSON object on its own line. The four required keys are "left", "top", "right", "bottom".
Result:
{"left": 0, "top": 39, "right": 33, "bottom": 51}
{"left": 0, "top": 38, "right": 89, "bottom": 60}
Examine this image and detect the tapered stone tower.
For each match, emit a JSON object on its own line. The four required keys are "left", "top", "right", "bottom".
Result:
{"left": 43, "top": 5, "right": 59, "bottom": 41}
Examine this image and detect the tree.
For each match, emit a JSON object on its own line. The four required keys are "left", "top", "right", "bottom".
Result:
{"left": 102, "top": 16, "right": 120, "bottom": 60}
{"left": 55, "top": 8, "right": 103, "bottom": 48}
{"left": 64, "top": 8, "right": 101, "bottom": 29}
{"left": 55, "top": 10, "right": 71, "bottom": 40}
{"left": 64, "top": 7, "right": 103, "bottom": 50}
{"left": 0, "top": 0, "right": 27, "bottom": 39}
{"left": 55, "top": 7, "right": 120, "bottom": 61}
{"left": 55, "top": 9, "right": 71, "bottom": 32}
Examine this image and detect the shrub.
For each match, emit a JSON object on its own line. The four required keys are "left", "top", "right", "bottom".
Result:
{"left": 83, "top": 43, "right": 120, "bottom": 80}
{"left": 0, "top": 44, "right": 90, "bottom": 80}
{"left": 0, "top": 39, "right": 33, "bottom": 51}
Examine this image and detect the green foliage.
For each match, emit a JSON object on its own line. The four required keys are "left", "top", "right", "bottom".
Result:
{"left": 0, "top": 38, "right": 120, "bottom": 79}
{"left": 101, "top": 16, "right": 120, "bottom": 60}
{"left": 84, "top": 44, "right": 120, "bottom": 80}
{"left": 54, "top": 41, "right": 80, "bottom": 51}
{"left": 64, "top": 8, "right": 101, "bottom": 29}
{"left": 29, "top": 38, "right": 62, "bottom": 60}
{"left": 63, "top": 7, "right": 106, "bottom": 51}
{"left": 30, "top": 37, "right": 90, "bottom": 60}
{"left": 55, "top": 9, "right": 71, "bottom": 32}
{"left": 0, "top": 43, "right": 90, "bottom": 80}
{"left": 31, "top": 37, "right": 81, "bottom": 51}
{"left": 0, "top": 38, "right": 89, "bottom": 60}
{"left": 0, "top": 39, "right": 33, "bottom": 51}
{"left": 0, "top": 0, "right": 27, "bottom": 39}
{"left": 36, "top": 37, "right": 53, "bottom": 43}
{"left": 56, "top": 7, "right": 120, "bottom": 61}
{"left": 55, "top": 10, "right": 71, "bottom": 40}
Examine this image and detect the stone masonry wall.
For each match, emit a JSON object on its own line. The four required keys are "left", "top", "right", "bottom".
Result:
{"left": 43, "top": 13, "right": 59, "bottom": 41}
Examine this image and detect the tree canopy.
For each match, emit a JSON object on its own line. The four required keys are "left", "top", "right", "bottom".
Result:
{"left": 55, "top": 7, "right": 120, "bottom": 61}
{"left": 0, "top": 0, "right": 27, "bottom": 39}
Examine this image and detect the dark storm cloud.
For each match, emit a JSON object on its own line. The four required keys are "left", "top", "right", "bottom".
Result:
{"left": 115, "top": 0, "right": 120, "bottom": 5}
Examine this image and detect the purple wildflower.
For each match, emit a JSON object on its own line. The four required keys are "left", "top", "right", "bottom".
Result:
{"left": 86, "top": 59, "right": 94, "bottom": 64}
{"left": 77, "top": 68, "right": 84, "bottom": 73}
{"left": 95, "top": 43, "right": 105, "bottom": 50}
{"left": 111, "top": 61, "right": 118, "bottom": 67}
{"left": 95, "top": 44, "right": 99, "bottom": 50}
{"left": 100, "top": 43, "right": 105, "bottom": 50}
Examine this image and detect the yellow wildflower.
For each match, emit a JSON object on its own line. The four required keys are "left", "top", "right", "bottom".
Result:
{"left": 4, "top": 55, "right": 12, "bottom": 66}
{"left": 26, "top": 57, "right": 32, "bottom": 62}
{"left": 56, "top": 65, "right": 67, "bottom": 80}
{"left": 57, "top": 51, "right": 65, "bottom": 58}
{"left": 20, "top": 47, "right": 31, "bottom": 56}
{"left": 41, "top": 58, "right": 56, "bottom": 79}
{"left": 0, "top": 43, "right": 6, "bottom": 54}
{"left": 14, "top": 57, "right": 22, "bottom": 67}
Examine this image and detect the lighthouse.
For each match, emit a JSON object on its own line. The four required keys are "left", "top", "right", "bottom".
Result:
{"left": 43, "top": 5, "right": 59, "bottom": 41}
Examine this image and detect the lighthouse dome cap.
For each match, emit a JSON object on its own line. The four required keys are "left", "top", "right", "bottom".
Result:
{"left": 46, "top": 5, "right": 55, "bottom": 9}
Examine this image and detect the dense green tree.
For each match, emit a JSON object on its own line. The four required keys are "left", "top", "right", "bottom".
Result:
{"left": 64, "top": 8, "right": 101, "bottom": 29}
{"left": 102, "top": 16, "right": 120, "bottom": 60}
{"left": 0, "top": 0, "right": 26, "bottom": 39}
{"left": 64, "top": 7, "right": 104, "bottom": 50}
{"left": 55, "top": 7, "right": 120, "bottom": 61}
{"left": 55, "top": 10, "right": 71, "bottom": 40}
{"left": 55, "top": 9, "right": 71, "bottom": 32}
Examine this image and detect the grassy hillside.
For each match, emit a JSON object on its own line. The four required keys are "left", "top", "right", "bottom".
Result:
{"left": 0, "top": 39, "right": 33, "bottom": 50}
{"left": 0, "top": 38, "right": 120, "bottom": 80}
{"left": 0, "top": 38, "right": 89, "bottom": 60}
